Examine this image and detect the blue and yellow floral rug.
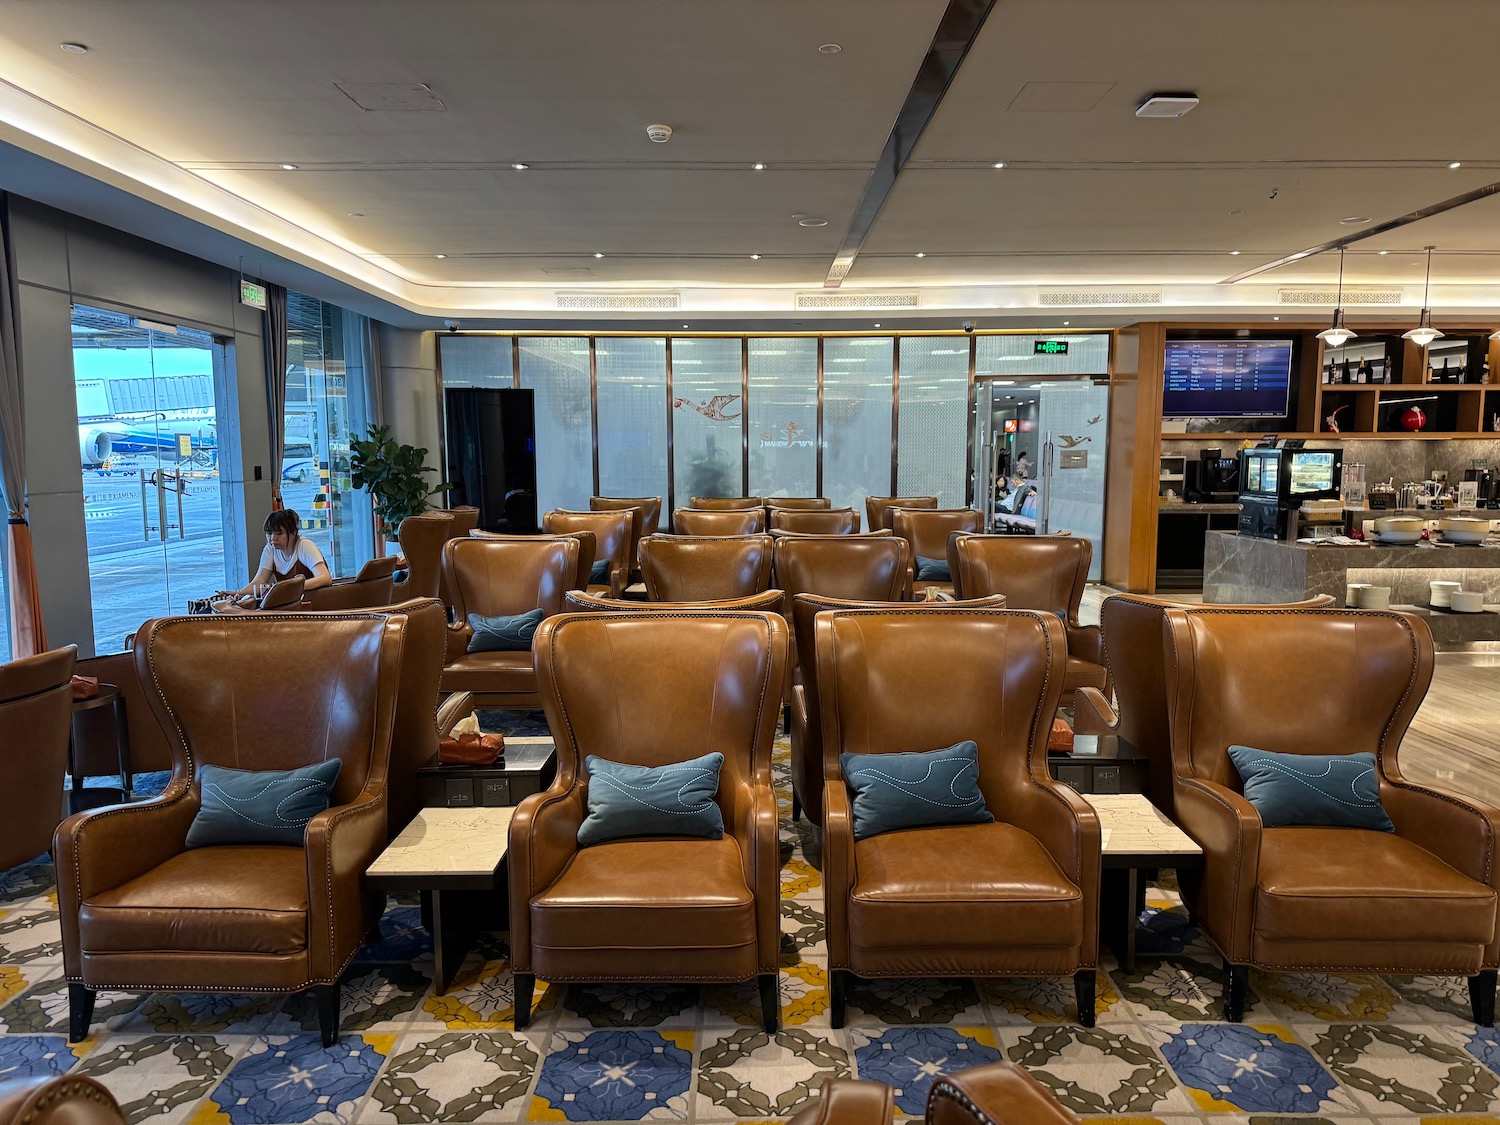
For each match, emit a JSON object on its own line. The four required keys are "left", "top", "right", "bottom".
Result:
{"left": 5, "top": 722, "right": 1499, "bottom": 1123}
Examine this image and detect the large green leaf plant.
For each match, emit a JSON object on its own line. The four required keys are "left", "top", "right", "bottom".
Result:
{"left": 348, "top": 424, "right": 451, "bottom": 536}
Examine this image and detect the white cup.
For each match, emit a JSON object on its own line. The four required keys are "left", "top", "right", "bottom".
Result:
{"left": 1357, "top": 586, "right": 1391, "bottom": 610}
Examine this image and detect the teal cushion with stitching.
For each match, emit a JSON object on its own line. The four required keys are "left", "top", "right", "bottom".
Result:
{"left": 578, "top": 752, "right": 726, "bottom": 845}
{"left": 1228, "top": 745, "right": 1394, "bottom": 831}
{"left": 840, "top": 740, "right": 993, "bottom": 841}
{"left": 589, "top": 559, "right": 610, "bottom": 584}
{"left": 915, "top": 555, "right": 951, "bottom": 582}
{"left": 185, "top": 758, "right": 342, "bottom": 848}
{"left": 467, "top": 608, "right": 545, "bottom": 653}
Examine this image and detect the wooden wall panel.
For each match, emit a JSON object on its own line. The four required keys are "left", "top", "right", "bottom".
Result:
{"left": 1103, "top": 323, "right": 1165, "bottom": 592}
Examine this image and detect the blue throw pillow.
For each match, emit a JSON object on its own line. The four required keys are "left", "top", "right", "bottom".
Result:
{"left": 467, "top": 608, "right": 545, "bottom": 653}
{"left": 185, "top": 758, "right": 342, "bottom": 848}
{"left": 840, "top": 740, "right": 993, "bottom": 841}
{"left": 589, "top": 559, "right": 610, "bottom": 584}
{"left": 1228, "top": 745, "right": 1394, "bottom": 832}
{"left": 578, "top": 752, "right": 725, "bottom": 846}
{"left": 915, "top": 555, "right": 951, "bottom": 582}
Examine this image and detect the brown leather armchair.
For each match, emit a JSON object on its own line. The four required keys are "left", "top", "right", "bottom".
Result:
{"left": 891, "top": 508, "right": 983, "bottom": 597}
{"left": 639, "top": 534, "right": 774, "bottom": 601}
{"left": 509, "top": 610, "right": 788, "bottom": 1030}
{"left": 437, "top": 507, "right": 482, "bottom": 606}
{"left": 565, "top": 589, "right": 786, "bottom": 613}
{"left": 395, "top": 511, "right": 455, "bottom": 601}
{"left": 815, "top": 606, "right": 1100, "bottom": 1028}
{"left": 1162, "top": 606, "right": 1500, "bottom": 1025}
{"left": 766, "top": 496, "right": 832, "bottom": 510}
{"left": 0, "top": 646, "right": 77, "bottom": 872}
{"left": 440, "top": 536, "right": 579, "bottom": 709}
{"left": 0, "top": 1076, "right": 126, "bottom": 1125}
{"left": 690, "top": 495, "right": 765, "bottom": 510}
{"left": 301, "top": 556, "right": 399, "bottom": 611}
{"left": 672, "top": 508, "right": 766, "bottom": 536}
{"left": 770, "top": 507, "right": 860, "bottom": 535}
{"left": 788, "top": 1061, "right": 1076, "bottom": 1125}
{"left": 1074, "top": 593, "right": 1335, "bottom": 821}
{"left": 589, "top": 496, "right": 654, "bottom": 581}
{"left": 543, "top": 510, "right": 632, "bottom": 598}
{"left": 866, "top": 495, "right": 937, "bottom": 532}
{"left": 950, "top": 534, "right": 1106, "bottom": 703}
{"left": 55, "top": 611, "right": 407, "bottom": 1047}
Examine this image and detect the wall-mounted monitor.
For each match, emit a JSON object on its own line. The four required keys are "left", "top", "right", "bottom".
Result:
{"left": 1162, "top": 339, "right": 1294, "bottom": 418}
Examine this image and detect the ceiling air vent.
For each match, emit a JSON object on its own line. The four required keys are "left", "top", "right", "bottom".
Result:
{"left": 1038, "top": 289, "right": 1162, "bottom": 306}
{"left": 555, "top": 291, "right": 681, "bottom": 310}
{"left": 795, "top": 292, "right": 919, "bottom": 309}
{"left": 1278, "top": 288, "right": 1402, "bottom": 306}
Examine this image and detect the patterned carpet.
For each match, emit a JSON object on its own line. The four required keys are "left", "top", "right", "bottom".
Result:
{"left": 3, "top": 723, "right": 1499, "bottom": 1124}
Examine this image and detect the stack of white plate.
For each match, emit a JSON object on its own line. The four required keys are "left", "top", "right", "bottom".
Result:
{"left": 1431, "top": 580, "right": 1461, "bottom": 608}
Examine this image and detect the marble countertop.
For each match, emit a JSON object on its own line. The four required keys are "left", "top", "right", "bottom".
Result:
{"left": 1158, "top": 502, "right": 1241, "bottom": 515}
{"left": 1206, "top": 530, "right": 1500, "bottom": 557}
{"left": 1083, "top": 794, "right": 1203, "bottom": 859}
{"left": 368, "top": 806, "right": 513, "bottom": 881}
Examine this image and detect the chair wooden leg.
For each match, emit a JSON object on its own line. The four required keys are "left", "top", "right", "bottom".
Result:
{"left": 791, "top": 788, "right": 802, "bottom": 822}
{"left": 513, "top": 972, "right": 536, "bottom": 1029}
{"left": 315, "top": 983, "right": 341, "bottom": 1048}
{"left": 1074, "top": 970, "right": 1096, "bottom": 1027}
{"left": 759, "top": 973, "right": 780, "bottom": 1033}
{"left": 1470, "top": 970, "right": 1497, "bottom": 1027}
{"left": 67, "top": 984, "right": 95, "bottom": 1043}
{"left": 1224, "top": 963, "right": 1250, "bottom": 1022}
{"left": 829, "top": 969, "right": 851, "bottom": 1029}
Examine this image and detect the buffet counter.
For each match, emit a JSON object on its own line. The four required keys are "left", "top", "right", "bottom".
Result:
{"left": 1202, "top": 529, "right": 1500, "bottom": 647}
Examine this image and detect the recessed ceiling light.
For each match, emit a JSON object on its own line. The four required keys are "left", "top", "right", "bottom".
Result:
{"left": 914, "top": 252, "right": 926, "bottom": 258}
{"left": 346, "top": 212, "right": 364, "bottom": 218}
{"left": 873, "top": 323, "right": 881, "bottom": 328}
{"left": 594, "top": 252, "right": 604, "bottom": 258}
{"left": 1063, "top": 321, "right": 1070, "bottom": 326}
{"left": 1229, "top": 209, "right": 1244, "bottom": 216}
{"left": 1449, "top": 161, "right": 1462, "bottom": 169}
{"left": 512, "top": 163, "right": 529, "bottom": 170}
{"left": 798, "top": 218, "right": 828, "bottom": 227}
{"left": 59, "top": 42, "right": 88, "bottom": 53}
{"left": 1230, "top": 250, "right": 1241, "bottom": 256}
{"left": 434, "top": 253, "right": 446, "bottom": 259}
{"left": 280, "top": 163, "right": 299, "bottom": 170}
{"left": 752, "top": 163, "right": 766, "bottom": 171}
{"left": 1379, "top": 249, "right": 1390, "bottom": 255}
{"left": 818, "top": 43, "right": 842, "bottom": 54}
{"left": 682, "top": 324, "right": 689, "bottom": 329}
{"left": 992, "top": 162, "right": 1006, "bottom": 169}
{"left": 1339, "top": 216, "right": 1371, "bottom": 225}
{"left": 750, "top": 253, "right": 761, "bottom": 260}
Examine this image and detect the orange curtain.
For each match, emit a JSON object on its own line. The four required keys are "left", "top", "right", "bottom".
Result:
{"left": 6, "top": 517, "right": 44, "bottom": 657}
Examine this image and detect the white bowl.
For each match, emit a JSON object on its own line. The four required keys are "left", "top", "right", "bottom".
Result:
{"left": 1356, "top": 586, "right": 1391, "bottom": 610}
{"left": 1450, "top": 591, "right": 1485, "bottom": 613}
{"left": 1431, "top": 580, "right": 1461, "bottom": 607}
{"left": 1373, "top": 530, "right": 1422, "bottom": 545}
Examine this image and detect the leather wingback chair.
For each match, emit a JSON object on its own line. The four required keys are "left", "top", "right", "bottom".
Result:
{"left": 437, "top": 507, "right": 482, "bottom": 606}
{"left": 788, "top": 1061, "right": 1076, "bottom": 1125}
{"left": 640, "top": 534, "right": 774, "bottom": 601}
{"left": 816, "top": 606, "right": 1100, "bottom": 1028}
{"left": 891, "top": 508, "right": 983, "bottom": 597}
{"left": 673, "top": 508, "right": 766, "bottom": 536}
{"left": 0, "top": 1076, "right": 126, "bottom": 1125}
{"left": 589, "top": 497, "right": 654, "bottom": 580}
{"left": 690, "top": 496, "right": 765, "bottom": 510}
{"left": 509, "top": 610, "right": 789, "bottom": 1030}
{"left": 479, "top": 528, "right": 596, "bottom": 595}
{"left": 565, "top": 589, "right": 786, "bottom": 613}
{"left": 441, "top": 536, "right": 579, "bottom": 708}
{"left": 258, "top": 575, "right": 306, "bottom": 610}
{"left": 301, "top": 556, "right": 399, "bottom": 611}
{"left": 1074, "top": 593, "right": 1335, "bottom": 821}
{"left": 766, "top": 497, "right": 832, "bottom": 510}
{"left": 950, "top": 535, "right": 1106, "bottom": 703}
{"left": 770, "top": 508, "right": 860, "bottom": 535}
{"left": 395, "top": 512, "right": 455, "bottom": 601}
{"left": 1162, "top": 606, "right": 1500, "bottom": 1025}
{"left": 866, "top": 495, "right": 937, "bottom": 532}
{"left": 0, "top": 646, "right": 77, "bottom": 872}
{"left": 543, "top": 510, "right": 632, "bottom": 598}
{"left": 55, "top": 611, "right": 407, "bottom": 1047}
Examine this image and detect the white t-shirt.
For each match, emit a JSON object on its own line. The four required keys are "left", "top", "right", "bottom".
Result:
{"left": 259, "top": 537, "right": 328, "bottom": 580}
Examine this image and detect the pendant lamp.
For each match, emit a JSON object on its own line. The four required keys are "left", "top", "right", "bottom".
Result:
{"left": 1402, "top": 246, "right": 1444, "bottom": 348}
{"left": 1316, "top": 247, "right": 1357, "bottom": 348}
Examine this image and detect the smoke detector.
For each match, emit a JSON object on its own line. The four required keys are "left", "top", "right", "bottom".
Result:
{"left": 1135, "top": 93, "right": 1199, "bottom": 118}
{"left": 646, "top": 123, "right": 673, "bottom": 143}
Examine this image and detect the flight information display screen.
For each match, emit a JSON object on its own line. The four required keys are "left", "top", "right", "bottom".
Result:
{"left": 1162, "top": 339, "right": 1294, "bottom": 417}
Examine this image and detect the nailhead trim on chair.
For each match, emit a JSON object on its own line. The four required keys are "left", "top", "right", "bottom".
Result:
{"left": 926, "top": 1082, "right": 998, "bottom": 1125}
{"left": 17, "top": 1078, "right": 117, "bottom": 1125}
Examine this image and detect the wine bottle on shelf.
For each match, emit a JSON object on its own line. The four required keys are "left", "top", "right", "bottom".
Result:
{"left": 1323, "top": 360, "right": 1334, "bottom": 385}
{"left": 1341, "top": 358, "right": 1353, "bottom": 384}
{"left": 1443, "top": 356, "right": 1453, "bottom": 384}
{"left": 1357, "top": 358, "right": 1371, "bottom": 384}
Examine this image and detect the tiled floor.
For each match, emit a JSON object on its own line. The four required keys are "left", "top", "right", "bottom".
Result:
{"left": 7, "top": 720, "right": 1500, "bottom": 1124}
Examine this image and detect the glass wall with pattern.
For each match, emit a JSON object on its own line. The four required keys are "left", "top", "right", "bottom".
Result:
{"left": 519, "top": 337, "right": 592, "bottom": 515}
{"left": 596, "top": 338, "right": 669, "bottom": 504}
{"left": 896, "top": 337, "right": 971, "bottom": 508}
{"left": 822, "top": 337, "right": 893, "bottom": 524}
{"left": 748, "top": 338, "right": 817, "bottom": 500}
{"left": 670, "top": 337, "right": 743, "bottom": 510}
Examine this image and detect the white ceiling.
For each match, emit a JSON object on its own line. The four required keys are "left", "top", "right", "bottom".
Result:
{"left": 1, "top": 0, "right": 1498, "bottom": 322}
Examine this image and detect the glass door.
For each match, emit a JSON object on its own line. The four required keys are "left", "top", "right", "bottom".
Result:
{"left": 1035, "top": 380, "right": 1110, "bottom": 579}
{"left": 72, "top": 306, "right": 229, "bottom": 652}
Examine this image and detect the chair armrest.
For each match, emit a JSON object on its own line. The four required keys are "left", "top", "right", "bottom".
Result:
{"left": 435, "top": 691, "right": 477, "bottom": 737}
{"left": 1384, "top": 781, "right": 1500, "bottom": 890}
{"left": 726, "top": 778, "right": 780, "bottom": 972}
{"left": 1006, "top": 774, "right": 1101, "bottom": 962}
{"left": 1174, "top": 777, "right": 1261, "bottom": 963}
{"left": 0, "top": 1076, "right": 126, "bottom": 1125}
{"left": 903, "top": 565, "right": 914, "bottom": 601}
{"left": 508, "top": 783, "right": 587, "bottom": 974}
{"left": 444, "top": 622, "right": 472, "bottom": 665}
{"left": 53, "top": 789, "right": 198, "bottom": 977}
{"left": 1064, "top": 622, "right": 1106, "bottom": 668}
{"left": 928, "top": 1061, "right": 1078, "bottom": 1124}
{"left": 823, "top": 781, "right": 856, "bottom": 967}
{"left": 791, "top": 1078, "right": 893, "bottom": 1125}
{"left": 301, "top": 581, "right": 370, "bottom": 612}
{"left": 1071, "top": 687, "right": 1118, "bottom": 736}
{"left": 305, "top": 783, "right": 387, "bottom": 979}
{"left": 608, "top": 562, "right": 629, "bottom": 599}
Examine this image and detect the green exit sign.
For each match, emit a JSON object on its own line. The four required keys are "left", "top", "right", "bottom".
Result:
{"left": 1034, "top": 340, "right": 1069, "bottom": 355}
{"left": 240, "top": 280, "right": 268, "bottom": 310}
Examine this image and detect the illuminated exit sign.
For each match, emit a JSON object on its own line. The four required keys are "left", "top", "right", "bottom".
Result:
{"left": 1034, "top": 340, "right": 1069, "bottom": 355}
{"left": 240, "top": 280, "right": 268, "bottom": 310}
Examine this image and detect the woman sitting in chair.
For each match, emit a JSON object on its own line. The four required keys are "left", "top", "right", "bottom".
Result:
{"left": 231, "top": 509, "right": 333, "bottom": 601}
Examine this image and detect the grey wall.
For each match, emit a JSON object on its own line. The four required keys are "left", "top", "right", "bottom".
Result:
{"left": 378, "top": 327, "right": 441, "bottom": 462}
{"left": 7, "top": 195, "right": 271, "bottom": 657}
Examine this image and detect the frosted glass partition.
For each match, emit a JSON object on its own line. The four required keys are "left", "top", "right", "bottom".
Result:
{"left": 440, "top": 335, "right": 514, "bottom": 387}
{"left": 1035, "top": 380, "right": 1110, "bottom": 580}
{"left": 897, "top": 338, "right": 970, "bottom": 508}
{"left": 823, "top": 337, "right": 894, "bottom": 520}
{"left": 975, "top": 334, "right": 1109, "bottom": 377}
{"left": 748, "top": 338, "right": 817, "bottom": 499}
{"left": 596, "top": 337, "right": 669, "bottom": 504}
{"left": 519, "top": 337, "right": 592, "bottom": 515}
{"left": 671, "top": 338, "right": 744, "bottom": 507}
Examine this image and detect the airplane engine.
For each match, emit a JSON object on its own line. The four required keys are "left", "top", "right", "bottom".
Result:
{"left": 80, "top": 427, "right": 113, "bottom": 466}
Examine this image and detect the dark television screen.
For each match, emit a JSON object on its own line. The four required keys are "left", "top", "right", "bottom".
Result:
{"left": 1162, "top": 339, "right": 1294, "bottom": 418}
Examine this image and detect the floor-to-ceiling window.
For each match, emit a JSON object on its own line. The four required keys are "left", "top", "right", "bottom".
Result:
{"left": 519, "top": 337, "right": 592, "bottom": 515}
{"left": 748, "top": 338, "right": 817, "bottom": 499}
{"left": 597, "top": 337, "right": 668, "bottom": 502}
{"left": 671, "top": 338, "right": 743, "bottom": 508}
{"left": 0, "top": 547, "right": 10, "bottom": 662}
{"left": 897, "top": 337, "right": 970, "bottom": 507}
{"left": 440, "top": 335, "right": 514, "bottom": 389}
{"left": 823, "top": 337, "right": 894, "bottom": 522}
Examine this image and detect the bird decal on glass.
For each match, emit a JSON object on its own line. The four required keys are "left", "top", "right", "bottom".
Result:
{"left": 1058, "top": 434, "right": 1092, "bottom": 449}
{"left": 673, "top": 394, "right": 742, "bottom": 421}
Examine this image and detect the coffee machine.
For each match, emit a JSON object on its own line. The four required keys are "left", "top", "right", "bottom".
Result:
{"left": 1463, "top": 467, "right": 1499, "bottom": 508}
{"left": 1185, "top": 448, "right": 1241, "bottom": 503}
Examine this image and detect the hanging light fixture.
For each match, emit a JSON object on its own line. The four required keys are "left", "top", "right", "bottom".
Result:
{"left": 1315, "top": 247, "right": 1357, "bottom": 347}
{"left": 1402, "top": 246, "right": 1444, "bottom": 348}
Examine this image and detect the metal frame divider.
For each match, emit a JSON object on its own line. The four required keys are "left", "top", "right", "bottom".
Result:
{"left": 664, "top": 338, "right": 676, "bottom": 525}
{"left": 815, "top": 337, "right": 825, "bottom": 499}
{"left": 588, "top": 337, "right": 601, "bottom": 496}
{"left": 965, "top": 332, "right": 978, "bottom": 508}
{"left": 890, "top": 338, "right": 902, "bottom": 496}
{"left": 740, "top": 337, "right": 751, "bottom": 496}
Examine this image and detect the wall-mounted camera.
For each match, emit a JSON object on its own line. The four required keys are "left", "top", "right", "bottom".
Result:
{"left": 445, "top": 320, "right": 461, "bottom": 334}
{"left": 962, "top": 320, "right": 976, "bottom": 334}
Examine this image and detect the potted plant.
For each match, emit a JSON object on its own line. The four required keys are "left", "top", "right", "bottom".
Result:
{"left": 349, "top": 424, "right": 450, "bottom": 548}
